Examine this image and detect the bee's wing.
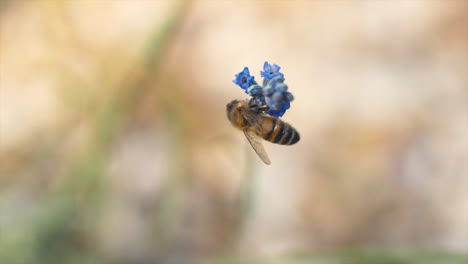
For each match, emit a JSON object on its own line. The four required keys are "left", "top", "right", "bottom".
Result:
{"left": 243, "top": 130, "right": 271, "bottom": 165}
{"left": 240, "top": 108, "right": 260, "bottom": 126}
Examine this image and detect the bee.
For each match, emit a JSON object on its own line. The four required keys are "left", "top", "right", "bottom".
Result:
{"left": 226, "top": 99, "right": 300, "bottom": 165}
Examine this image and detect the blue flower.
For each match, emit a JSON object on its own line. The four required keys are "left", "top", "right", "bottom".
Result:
{"left": 260, "top": 61, "right": 284, "bottom": 81}
{"left": 261, "top": 74, "right": 294, "bottom": 117}
{"left": 233, "top": 67, "right": 255, "bottom": 91}
{"left": 231, "top": 62, "right": 294, "bottom": 118}
{"left": 266, "top": 101, "right": 290, "bottom": 117}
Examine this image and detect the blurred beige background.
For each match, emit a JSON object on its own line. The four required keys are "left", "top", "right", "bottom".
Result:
{"left": 1, "top": 0, "right": 467, "bottom": 264}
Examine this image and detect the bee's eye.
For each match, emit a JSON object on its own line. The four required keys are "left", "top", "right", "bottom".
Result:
{"left": 227, "top": 101, "right": 239, "bottom": 112}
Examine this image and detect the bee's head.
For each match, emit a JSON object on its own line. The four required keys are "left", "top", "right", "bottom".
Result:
{"left": 226, "top": 100, "right": 237, "bottom": 113}
{"left": 226, "top": 99, "right": 248, "bottom": 123}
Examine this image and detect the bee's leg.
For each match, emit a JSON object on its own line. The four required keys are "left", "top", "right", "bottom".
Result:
{"left": 248, "top": 97, "right": 269, "bottom": 113}
{"left": 255, "top": 105, "right": 269, "bottom": 112}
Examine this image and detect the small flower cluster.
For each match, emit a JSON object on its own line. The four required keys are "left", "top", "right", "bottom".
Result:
{"left": 233, "top": 62, "right": 294, "bottom": 117}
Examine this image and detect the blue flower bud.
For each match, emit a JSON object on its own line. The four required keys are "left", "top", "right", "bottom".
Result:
{"left": 272, "top": 92, "right": 283, "bottom": 102}
{"left": 284, "top": 91, "right": 294, "bottom": 102}
{"left": 265, "top": 96, "right": 274, "bottom": 106}
{"left": 247, "top": 84, "right": 263, "bottom": 96}
{"left": 265, "top": 75, "right": 285, "bottom": 87}
{"left": 263, "top": 85, "right": 275, "bottom": 97}
{"left": 275, "top": 83, "right": 288, "bottom": 93}
{"left": 269, "top": 100, "right": 289, "bottom": 116}
{"left": 274, "top": 102, "right": 282, "bottom": 110}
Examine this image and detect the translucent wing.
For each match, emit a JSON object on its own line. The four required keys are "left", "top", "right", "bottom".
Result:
{"left": 243, "top": 130, "right": 271, "bottom": 165}
{"left": 240, "top": 108, "right": 261, "bottom": 128}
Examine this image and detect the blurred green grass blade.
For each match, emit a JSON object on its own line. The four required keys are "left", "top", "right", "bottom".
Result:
{"left": 0, "top": 2, "right": 192, "bottom": 264}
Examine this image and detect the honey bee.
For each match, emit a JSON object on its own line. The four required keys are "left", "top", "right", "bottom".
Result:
{"left": 226, "top": 99, "right": 300, "bottom": 165}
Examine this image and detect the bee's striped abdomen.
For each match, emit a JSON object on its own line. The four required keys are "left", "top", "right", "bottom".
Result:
{"left": 265, "top": 118, "right": 300, "bottom": 145}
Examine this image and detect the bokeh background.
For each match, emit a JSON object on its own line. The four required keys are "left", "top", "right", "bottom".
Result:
{"left": 1, "top": 0, "right": 467, "bottom": 263}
